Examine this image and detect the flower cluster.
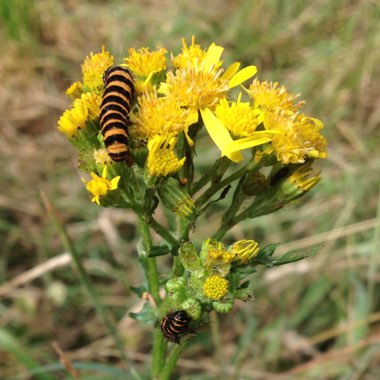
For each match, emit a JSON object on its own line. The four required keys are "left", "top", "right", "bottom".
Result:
{"left": 158, "top": 239, "right": 259, "bottom": 317}
{"left": 57, "top": 37, "right": 327, "bottom": 345}
{"left": 57, "top": 37, "right": 327, "bottom": 208}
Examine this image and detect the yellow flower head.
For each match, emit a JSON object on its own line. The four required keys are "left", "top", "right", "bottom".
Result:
{"left": 204, "top": 275, "right": 229, "bottom": 300}
{"left": 125, "top": 47, "right": 167, "bottom": 77}
{"left": 288, "top": 162, "right": 321, "bottom": 192}
{"left": 214, "top": 97, "right": 262, "bottom": 138}
{"left": 66, "top": 81, "right": 83, "bottom": 100}
{"left": 161, "top": 65, "right": 230, "bottom": 111}
{"left": 247, "top": 79, "right": 304, "bottom": 114}
{"left": 203, "top": 239, "right": 234, "bottom": 274}
{"left": 82, "top": 166, "right": 120, "bottom": 205}
{"left": 147, "top": 134, "right": 186, "bottom": 177}
{"left": 229, "top": 240, "right": 260, "bottom": 264}
{"left": 58, "top": 97, "right": 88, "bottom": 138}
{"left": 81, "top": 46, "right": 114, "bottom": 92}
{"left": 267, "top": 111, "right": 327, "bottom": 164}
{"left": 80, "top": 92, "right": 102, "bottom": 119}
{"left": 131, "top": 91, "right": 190, "bottom": 138}
{"left": 171, "top": 36, "right": 211, "bottom": 69}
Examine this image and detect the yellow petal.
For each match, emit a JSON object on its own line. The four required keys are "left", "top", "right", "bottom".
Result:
{"left": 200, "top": 108, "right": 243, "bottom": 163}
{"left": 203, "top": 43, "right": 224, "bottom": 70}
{"left": 229, "top": 66, "right": 257, "bottom": 88}
{"left": 186, "top": 109, "right": 199, "bottom": 126}
{"left": 222, "top": 62, "right": 241, "bottom": 80}
{"left": 223, "top": 136, "right": 272, "bottom": 155}
{"left": 157, "top": 82, "right": 169, "bottom": 94}
{"left": 109, "top": 176, "right": 121, "bottom": 190}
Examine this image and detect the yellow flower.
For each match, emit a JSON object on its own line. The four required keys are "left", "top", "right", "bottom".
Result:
{"left": 267, "top": 111, "right": 327, "bottom": 164}
{"left": 124, "top": 47, "right": 167, "bottom": 93}
{"left": 66, "top": 81, "right": 83, "bottom": 100}
{"left": 214, "top": 97, "right": 262, "bottom": 138}
{"left": 247, "top": 79, "right": 304, "bottom": 114}
{"left": 160, "top": 38, "right": 258, "bottom": 163}
{"left": 58, "top": 98, "right": 88, "bottom": 138}
{"left": 204, "top": 275, "right": 229, "bottom": 300}
{"left": 82, "top": 166, "right": 120, "bottom": 205}
{"left": 229, "top": 240, "right": 260, "bottom": 264}
{"left": 205, "top": 240, "right": 234, "bottom": 266}
{"left": 171, "top": 36, "right": 209, "bottom": 69}
{"left": 212, "top": 95, "right": 278, "bottom": 158}
{"left": 125, "top": 47, "right": 167, "bottom": 77}
{"left": 57, "top": 93, "right": 101, "bottom": 138}
{"left": 161, "top": 66, "right": 230, "bottom": 111}
{"left": 81, "top": 46, "right": 114, "bottom": 92}
{"left": 147, "top": 134, "right": 186, "bottom": 177}
{"left": 131, "top": 91, "right": 190, "bottom": 139}
{"left": 80, "top": 92, "right": 102, "bottom": 119}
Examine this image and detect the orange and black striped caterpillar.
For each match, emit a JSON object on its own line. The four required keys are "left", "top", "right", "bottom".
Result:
{"left": 160, "top": 310, "right": 191, "bottom": 343}
{"left": 99, "top": 66, "right": 134, "bottom": 163}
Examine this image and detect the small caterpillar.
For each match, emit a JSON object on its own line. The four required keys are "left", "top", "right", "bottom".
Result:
{"left": 99, "top": 66, "right": 134, "bottom": 163}
{"left": 160, "top": 310, "right": 191, "bottom": 343}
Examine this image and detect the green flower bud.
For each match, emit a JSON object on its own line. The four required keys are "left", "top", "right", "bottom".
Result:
{"left": 179, "top": 242, "right": 201, "bottom": 271}
{"left": 181, "top": 298, "right": 202, "bottom": 320}
{"left": 165, "top": 277, "right": 186, "bottom": 294}
{"left": 158, "top": 177, "right": 194, "bottom": 218}
{"left": 277, "top": 162, "right": 320, "bottom": 202}
{"left": 212, "top": 297, "right": 234, "bottom": 313}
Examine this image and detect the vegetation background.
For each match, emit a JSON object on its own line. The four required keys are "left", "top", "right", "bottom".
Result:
{"left": 0, "top": 0, "right": 379, "bottom": 379}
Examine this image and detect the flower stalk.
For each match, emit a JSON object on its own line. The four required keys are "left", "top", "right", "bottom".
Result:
{"left": 57, "top": 37, "right": 327, "bottom": 378}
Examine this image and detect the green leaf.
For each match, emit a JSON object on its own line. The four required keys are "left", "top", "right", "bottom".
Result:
{"left": 273, "top": 245, "right": 323, "bottom": 266}
{"left": 129, "top": 284, "right": 148, "bottom": 297}
{"left": 129, "top": 302, "right": 156, "bottom": 326}
{"left": 258, "top": 243, "right": 279, "bottom": 258}
{"left": 148, "top": 244, "right": 172, "bottom": 257}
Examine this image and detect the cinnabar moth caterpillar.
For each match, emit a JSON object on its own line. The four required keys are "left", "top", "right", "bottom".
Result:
{"left": 160, "top": 310, "right": 191, "bottom": 343}
{"left": 99, "top": 66, "right": 134, "bottom": 163}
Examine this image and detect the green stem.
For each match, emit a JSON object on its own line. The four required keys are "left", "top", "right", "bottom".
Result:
{"left": 42, "top": 195, "right": 130, "bottom": 371}
{"left": 191, "top": 157, "right": 231, "bottom": 196}
{"left": 138, "top": 217, "right": 160, "bottom": 303}
{"left": 152, "top": 328, "right": 167, "bottom": 378}
{"left": 195, "top": 163, "right": 250, "bottom": 208}
{"left": 212, "top": 198, "right": 283, "bottom": 240}
{"left": 137, "top": 217, "right": 167, "bottom": 377}
{"left": 159, "top": 339, "right": 188, "bottom": 380}
{"left": 146, "top": 216, "right": 181, "bottom": 249}
{"left": 210, "top": 311, "right": 225, "bottom": 377}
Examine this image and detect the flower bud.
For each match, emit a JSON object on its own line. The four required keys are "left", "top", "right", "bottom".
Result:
{"left": 212, "top": 297, "right": 234, "bottom": 313}
{"left": 181, "top": 298, "right": 202, "bottom": 320}
{"left": 277, "top": 162, "right": 320, "bottom": 202}
{"left": 179, "top": 242, "right": 201, "bottom": 271}
{"left": 158, "top": 178, "right": 194, "bottom": 218}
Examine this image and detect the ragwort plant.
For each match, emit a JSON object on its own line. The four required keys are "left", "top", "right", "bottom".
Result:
{"left": 57, "top": 36, "right": 327, "bottom": 379}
